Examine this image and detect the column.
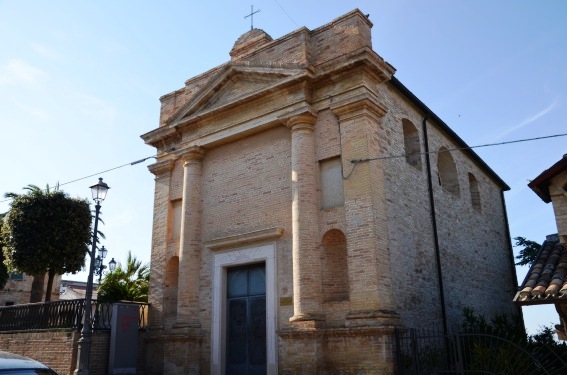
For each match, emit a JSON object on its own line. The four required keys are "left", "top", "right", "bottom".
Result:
{"left": 331, "top": 97, "right": 399, "bottom": 326}
{"left": 176, "top": 147, "right": 205, "bottom": 327}
{"left": 287, "top": 113, "right": 324, "bottom": 323}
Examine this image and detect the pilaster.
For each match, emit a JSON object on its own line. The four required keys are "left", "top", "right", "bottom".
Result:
{"left": 176, "top": 147, "right": 205, "bottom": 327}
{"left": 147, "top": 159, "right": 175, "bottom": 328}
{"left": 331, "top": 96, "right": 400, "bottom": 326}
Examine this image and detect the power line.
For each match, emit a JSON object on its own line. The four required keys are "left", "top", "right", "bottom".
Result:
{"left": 352, "top": 132, "right": 567, "bottom": 164}
{"left": 343, "top": 132, "right": 567, "bottom": 180}
{"left": 273, "top": 0, "right": 298, "bottom": 28}
{"left": 0, "top": 155, "right": 156, "bottom": 204}
{"left": 3, "top": 132, "right": 565, "bottom": 204}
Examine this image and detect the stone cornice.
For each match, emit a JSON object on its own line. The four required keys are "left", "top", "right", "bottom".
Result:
{"left": 314, "top": 47, "right": 395, "bottom": 84}
{"left": 331, "top": 93, "right": 387, "bottom": 123}
{"left": 141, "top": 126, "right": 181, "bottom": 149}
{"left": 147, "top": 160, "right": 174, "bottom": 176}
{"left": 204, "top": 227, "right": 284, "bottom": 251}
{"left": 171, "top": 64, "right": 313, "bottom": 129}
{"left": 175, "top": 74, "right": 312, "bottom": 130}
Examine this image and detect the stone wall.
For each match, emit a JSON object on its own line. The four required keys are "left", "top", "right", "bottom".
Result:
{"left": 378, "top": 84, "right": 519, "bottom": 329}
{"left": 549, "top": 171, "right": 567, "bottom": 245}
{"left": 0, "top": 273, "right": 61, "bottom": 306}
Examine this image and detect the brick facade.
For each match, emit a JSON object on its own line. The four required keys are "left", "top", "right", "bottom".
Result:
{"left": 0, "top": 330, "right": 148, "bottom": 375}
{"left": 141, "top": 9, "right": 518, "bottom": 374}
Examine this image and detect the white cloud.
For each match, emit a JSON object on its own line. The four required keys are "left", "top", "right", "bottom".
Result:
{"left": 30, "top": 43, "right": 61, "bottom": 60}
{"left": 493, "top": 99, "right": 559, "bottom": 141}
{"left": 0, "top": 59, "right": 47, "bottom": 86}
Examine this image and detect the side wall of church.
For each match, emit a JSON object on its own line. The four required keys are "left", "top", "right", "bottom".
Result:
{"left": 378, "top": 83, "right": 518, "bottom": 329}
{"left": 377, "top": 84, "right": 444, "bottom": 329}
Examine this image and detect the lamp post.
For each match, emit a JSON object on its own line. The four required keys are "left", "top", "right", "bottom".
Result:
{"left": 94, "top": 246, "right": 117, "bottom": 284}
{"left": 75, "top": 177, "right": 109, "bottom": 375}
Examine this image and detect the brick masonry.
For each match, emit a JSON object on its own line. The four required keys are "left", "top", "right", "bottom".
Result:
{"left": 141, "top": 8, "right": 519, "bottom": 374}
{"left": 0, "top": 330, "right": 148, "bottom": 375}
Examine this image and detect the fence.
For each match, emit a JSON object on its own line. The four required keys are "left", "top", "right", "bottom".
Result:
{"left": 0, "top": 299, "right": 149, "bottom": 332}
{"left": 395, "top": 327, "right": 567, "bottom": 375}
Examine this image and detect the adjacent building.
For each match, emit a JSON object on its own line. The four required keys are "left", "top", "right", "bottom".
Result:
{"left": 515, "top": 154, "right": 567, "bottom": 339}
{"left": 0, "top": 273, "right": 60, "bottom": 306}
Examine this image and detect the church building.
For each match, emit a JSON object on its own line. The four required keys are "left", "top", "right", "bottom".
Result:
{"left": 141, "top": 9, "right": 518, "bottom": 374}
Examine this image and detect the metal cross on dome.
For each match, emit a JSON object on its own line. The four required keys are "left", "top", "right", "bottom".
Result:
{"left": 244, "top": 5, "right": 261, "bottom": 30}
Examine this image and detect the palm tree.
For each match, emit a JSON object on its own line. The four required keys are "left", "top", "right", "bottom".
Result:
{"left": 97, "top": 251, "right": 150, "bottom": 303}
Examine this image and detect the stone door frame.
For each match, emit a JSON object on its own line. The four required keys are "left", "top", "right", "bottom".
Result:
{"left": 211, "top": 243, "right": 278, "bottom": 374}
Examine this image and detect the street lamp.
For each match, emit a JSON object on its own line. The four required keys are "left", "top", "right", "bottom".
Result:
{"left": 75, "top": 177, "right": 109, "bottom": 375}
{"left": 94, "top": 246, "right": 117, "bottom": 284}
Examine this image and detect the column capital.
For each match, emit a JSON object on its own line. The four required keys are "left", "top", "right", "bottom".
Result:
{"left": 178, "top": 146, "right": 205, "bottom": 165}
{"left": 285, "top": 112, "right": 317, "bottom": 133}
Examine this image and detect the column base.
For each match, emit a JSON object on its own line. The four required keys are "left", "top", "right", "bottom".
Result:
{"left": 289, "top": 313, "right": 326, "bottom": 329}
{"left": 346, "top": 309, "right": 401, "bottom": 327}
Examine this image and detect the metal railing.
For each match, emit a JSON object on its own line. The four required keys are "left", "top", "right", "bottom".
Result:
{"left": 0, "top": 299, "right": 149, "bottom": 332}
{"left": 395, "top": 327, "right": 567, "bottom": 375}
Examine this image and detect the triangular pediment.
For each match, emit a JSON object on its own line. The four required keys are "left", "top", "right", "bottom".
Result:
{"left": 170, "top": 63, "right": 309, "bottom": 126}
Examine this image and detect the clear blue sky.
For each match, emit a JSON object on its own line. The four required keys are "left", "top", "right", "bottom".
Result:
{"left": 1, "top": 0, "right": 566, "bottom": 336}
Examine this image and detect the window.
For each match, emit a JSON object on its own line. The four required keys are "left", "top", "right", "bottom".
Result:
{"left": 9, "top": 272, "right": 23, "bottom": 281}
{"left": 437, "top": 147, "right": 460, "bottom": 196}
{"left": 402, "top": 119, "right": 422, "bottom": 170}
{"left": 468, "top": 173, "right": 481, "bottom": 210}
{"left": 320, "top": 157, "right": 344, "bottom": 209}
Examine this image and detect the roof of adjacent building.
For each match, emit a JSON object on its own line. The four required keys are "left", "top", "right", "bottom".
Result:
{"left": 514, "top": 234, "right": 567, "bottom": 305}
{"left": 528, "top": 154, "right": 567, "bottom": 203}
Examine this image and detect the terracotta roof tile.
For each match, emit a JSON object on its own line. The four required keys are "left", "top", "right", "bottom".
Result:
{"left": 515, "top": 235, "right": 567, "bottom": 305}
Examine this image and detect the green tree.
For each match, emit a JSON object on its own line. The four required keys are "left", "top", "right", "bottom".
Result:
{"left": 513, "top": 236, "right": 541, "bottom": 266}
{"left": 462, "top": 308, "right": 567, "bottom": 373}
{"left": 0, "top": 214, "right": 10, "bottom": 289}
{"left": 1, "top": 185, "right": 92, "bottom": 302}
{"left": 97, "top": 251, "right": 150, "bottom": 303}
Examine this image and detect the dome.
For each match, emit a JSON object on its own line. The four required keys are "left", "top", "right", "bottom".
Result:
{"left": 230, "top": 29, "right": 273, "bottom": 60}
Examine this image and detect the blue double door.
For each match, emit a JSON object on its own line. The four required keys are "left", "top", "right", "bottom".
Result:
{"left": 226, "top": 263, "right": 267, "bottom": 375}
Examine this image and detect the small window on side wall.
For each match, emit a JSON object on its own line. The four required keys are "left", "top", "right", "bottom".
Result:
{"left": 437, "top": 147, "right": 460, "bottom": 196}
{"left": 402, "top": 119, "right": 422, "bottom": 170}
{"left": 320, "top": 157, "right": 345, "bottom": 209}
{"left": 468, "top": 173, "right": 481, "bottom": 211}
